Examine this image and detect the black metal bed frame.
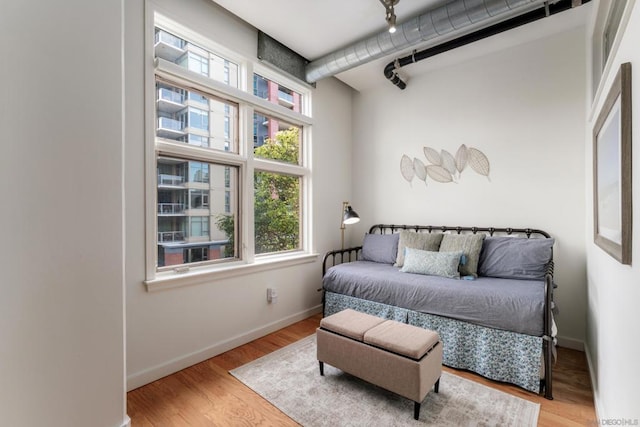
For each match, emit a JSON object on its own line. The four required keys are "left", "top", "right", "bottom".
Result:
{"left": 321, "top": 224, "right": 555, "bottom": 400}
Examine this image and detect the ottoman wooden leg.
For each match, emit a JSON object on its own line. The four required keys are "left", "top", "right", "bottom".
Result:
{"left": 434, "top": 377, "right": 440, "bottom": 393}
{"left": 414, "top": 402, "right": 421, "bottom": 420}
{"left": 319, "top": 361, "right": 324, "bottom": 376}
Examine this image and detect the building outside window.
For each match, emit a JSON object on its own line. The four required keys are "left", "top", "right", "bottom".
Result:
{"left": 149, "top": 19, "right": 312, "bottom": 278}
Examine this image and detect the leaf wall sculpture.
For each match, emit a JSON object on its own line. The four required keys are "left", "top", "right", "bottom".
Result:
{"left": 455, "top": 144, "right": 468, "bottom": 175}
{"left": 426, "top": 165, "right": 453, "bottom": 183}
{"left": 440, "top": 150, "right": 457, "bottom": 177}
{"left": 413, "top": 158, "right": 427, "bottom": 185}
{"left": 423, "top": 147, "right": 441, "bottom": 165}
{"left": 467, "top": 147, "right": 491, "bottom": 180}
{"left": 400, "top": 155, "right": 414, "bottom": 184}
{"left": 400, "top": 143, "right": 491, "bottom": 187}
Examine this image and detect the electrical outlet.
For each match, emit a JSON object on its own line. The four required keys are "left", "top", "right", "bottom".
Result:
{"left": 267, "top": 287, "right": 278, "bottom": 304}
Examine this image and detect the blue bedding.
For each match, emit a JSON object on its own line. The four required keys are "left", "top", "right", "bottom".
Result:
{"left": 323, "top": 261, "right": 545, "bottom": 336}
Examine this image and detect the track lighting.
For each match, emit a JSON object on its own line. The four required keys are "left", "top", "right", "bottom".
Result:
{"left": 380, "top": 0, "right": 399, "bottom": 33}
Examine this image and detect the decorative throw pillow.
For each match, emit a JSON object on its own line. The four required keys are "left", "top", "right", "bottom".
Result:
{"left": 439, "top": 234, "right": 485, "bottom": 277}
{"left": 361, "top": 233, "right": 400, "bottom": 264}
{"left": 395, "top": 230, "right": 444, "bottom": 267}
{"left": 478, "top": 237, "right": 555, "bottom": 280}
{"left": 400, "top": 248, "right": 463, "bottom": 278}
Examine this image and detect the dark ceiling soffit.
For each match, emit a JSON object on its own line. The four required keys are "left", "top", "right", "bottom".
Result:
{"left": 384, "top": 0, "right": 590, "bottom": 89}
{"left": 257, "top": 31, "right": 314, "bottom": 87}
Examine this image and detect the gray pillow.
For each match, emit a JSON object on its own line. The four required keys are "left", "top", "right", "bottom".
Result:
{"left": 478, "top": 237, "right": 555, "bottom": 280}
{"left": 395, "top": 230, "right": 444, "bottom": 267}
{"left": 361, "top": 233, "right": 400, "bottom": 264}
{"left": 439, "top": 233, "right": 485, "bottom": 277}
{"left": 400, "top": 248, "right": 463, "bottom": 278}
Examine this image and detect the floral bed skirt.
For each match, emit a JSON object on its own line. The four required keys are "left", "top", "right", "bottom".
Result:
{"left": 324, "top": 291, "right": 543, "bottom": 393}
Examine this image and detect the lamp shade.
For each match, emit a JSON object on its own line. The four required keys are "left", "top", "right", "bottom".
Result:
{"left": 343, "top": 205, "right": 360, "bottom": 225}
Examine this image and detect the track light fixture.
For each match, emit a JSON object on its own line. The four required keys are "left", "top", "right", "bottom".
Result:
{"left": 380, "top": 0, "right": 399, "bottom": 33}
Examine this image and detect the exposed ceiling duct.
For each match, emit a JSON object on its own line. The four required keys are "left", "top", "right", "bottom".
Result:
{"left": 384, "top": 0, "right": 588, "bottom": 89}
{"left": 305, "top": 0, "right": 559, "bottom": 84}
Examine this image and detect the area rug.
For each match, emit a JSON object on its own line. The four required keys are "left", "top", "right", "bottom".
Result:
{"left": 230, "top": 335, "right": 540, "bottom": 426}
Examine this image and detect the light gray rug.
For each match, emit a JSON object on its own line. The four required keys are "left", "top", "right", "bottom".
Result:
{"left": 230, "top": 335, "right": 540, "bottom": 426}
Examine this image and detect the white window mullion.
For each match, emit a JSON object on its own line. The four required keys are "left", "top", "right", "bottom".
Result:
{"left": 156, "top": 139, "right": 244, "bottom": 167}
{"left": 243, "top": 59, "right": 253, "bottom": 102}
{"left": 243, "top": 157, "right": 256, "bottom": 264}
{"left": 253, "top": 158, "right": 308, "bottom": 177}
{"left": 243, "top": 104, "right": 255, "bottom": 263}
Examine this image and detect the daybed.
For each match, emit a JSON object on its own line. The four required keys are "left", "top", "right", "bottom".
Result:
{"left": 321, "top": 224, "right": 556, "bottom": 399}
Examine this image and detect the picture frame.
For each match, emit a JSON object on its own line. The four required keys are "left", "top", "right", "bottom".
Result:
{"left": 593, "top": 62, "right": 632, "bottom": 265}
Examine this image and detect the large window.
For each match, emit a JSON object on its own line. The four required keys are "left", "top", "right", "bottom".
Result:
{"left": 148, "top": 16, "right": 312, "bottom": 280}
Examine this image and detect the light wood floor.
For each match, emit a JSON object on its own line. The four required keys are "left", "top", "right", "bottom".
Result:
{"left": 127, "top": 313, "right": 596, "bottom": 426}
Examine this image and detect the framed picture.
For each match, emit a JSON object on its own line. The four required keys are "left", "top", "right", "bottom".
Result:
{"left": 593, "top": 62, "right": 632, "bottom": 265}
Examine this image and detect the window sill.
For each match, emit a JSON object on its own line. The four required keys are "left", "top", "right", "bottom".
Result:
{"left": 144, "top": 252, "right": 319, "bottom": 292}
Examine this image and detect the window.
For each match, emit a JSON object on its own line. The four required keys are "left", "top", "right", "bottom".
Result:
{"left": 189, "top": 217, "right": 209, "bottom": 237}
{"left": 148, "top": 15, "right": 312, "bottom": 281}
{"left": 253, "top": 114, "right": 301, "bottom": 165}
{"left": 254, "top": 171, "right": 300, "bottom": 254}
{"left": 189, "top": 189, "right": 209, "bottom": 209}
{"left": 602, "top": 0, "right": 628, "bottom": 68}
{"left": 156, "top": 156, "right": 239, "bottom": 267}
{"left": 156, "top": 80, "right": 239, "bottom": 152}
{"left": 253, "top": 73, "right": 303, "bottom": 112}
{"left": 188, "top": 162, "right": 209, "bottom": 183}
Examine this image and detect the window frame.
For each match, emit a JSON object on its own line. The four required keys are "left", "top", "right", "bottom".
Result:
{"left": 590, "top": 0, "right": 636, "bottom": 106}
{"left": 144, "top": 10, "right": 316, "bottom": 291}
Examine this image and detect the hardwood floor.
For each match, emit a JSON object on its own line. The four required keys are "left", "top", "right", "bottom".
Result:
{"left": 127, "top": 313, "right": 596, "bottom": 426}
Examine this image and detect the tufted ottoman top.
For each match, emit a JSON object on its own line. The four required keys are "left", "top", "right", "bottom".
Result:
{"left": 319, "top": 308, "right": 386, "bottom": 341}
{"left": 364, "top": 320, "right": 440, "bottom": 360}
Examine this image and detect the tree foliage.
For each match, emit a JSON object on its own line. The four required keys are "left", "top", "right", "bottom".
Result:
{"left": 215, "top": 212, "right": 235, "bottom": 258}
{"left": 215, "top": 127, "right": 300, "bottom": 257}
{"left": 254, "top": 127, "right": 300, "bottom": 254}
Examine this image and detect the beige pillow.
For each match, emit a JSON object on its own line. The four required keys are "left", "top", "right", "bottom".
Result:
{"left": 395, "top": 230, "right": 444, "bottom": 267}
{"left": 439, "top": 233, "right": 486, "bottom": 277}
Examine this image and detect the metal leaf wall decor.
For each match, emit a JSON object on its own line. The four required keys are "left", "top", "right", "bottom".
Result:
{"left": 400, "top": 144, "right": 491, "bottom": 186}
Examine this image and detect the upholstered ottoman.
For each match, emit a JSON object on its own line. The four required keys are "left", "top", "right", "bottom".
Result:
{"left": 317, "top": 309, "right": 442, "bottom": 420}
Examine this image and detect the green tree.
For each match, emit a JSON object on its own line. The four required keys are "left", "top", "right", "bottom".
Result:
{"left": 215, "top": 212, "right": 235, "bottom": 258}
{"left": 254, "top": 127, "right": 300, "bottom": 254}
{"left": 215, "top": 127, "right": 300, "bottom": 257}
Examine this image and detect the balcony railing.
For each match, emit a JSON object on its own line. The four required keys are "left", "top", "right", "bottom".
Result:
{"left": 158, "top": 117, "right": 184, "bottom": 132}
{"left": 158, "top": 231, "right": 185, "bottom": 242}
{"left": 158, "top": 88, "right": 184, "bottom": 104}
{"left": 155, "top": 30, "right": 185, "bottom": 50}
{"left": 158, "top": 203, "right": 185, "bottom": 214}
{"left": 158, "top": 174, "right": 184, "bottom": 186}
{"left": 278, "top": 90, "right": 294, "bottom": 104}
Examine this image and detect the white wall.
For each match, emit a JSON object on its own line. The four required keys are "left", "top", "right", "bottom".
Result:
{"left": 125, "top": 0, "right": 354, "bottom": 388}
{"left": 350, "top": 23, "right": 588, "bottom": 347}
{"left": 0, "top": 2, "right": 127, "bottom": 427}
{"left": 586, "top": 0, "right": 640, "bottom": 420}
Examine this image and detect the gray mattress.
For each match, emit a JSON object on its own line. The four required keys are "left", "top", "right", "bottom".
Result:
{"left": 323, "top": 261, "right": 545, "bottom": 336}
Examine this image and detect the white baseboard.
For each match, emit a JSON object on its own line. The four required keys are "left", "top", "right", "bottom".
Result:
{"left": 583, "top": 342, "right": 603, "bottom": 422}
{"left": 557, "top": 335, "right": 584, "bottom": 351}
{"left": 127, "top": 305, "right": 322, "bottom": 391}
{"left": 120, "top": 416, "right": 131, "bottom": 427}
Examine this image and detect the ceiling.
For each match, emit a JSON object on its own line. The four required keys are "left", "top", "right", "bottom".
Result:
{"left": 211, "top": 0, "right": 589, "bottom": 91}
